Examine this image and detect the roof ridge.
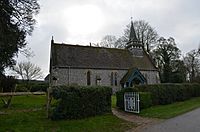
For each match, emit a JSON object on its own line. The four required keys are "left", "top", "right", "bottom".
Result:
{"left": 53, "top": 42, "right": 127, "bottom": 51}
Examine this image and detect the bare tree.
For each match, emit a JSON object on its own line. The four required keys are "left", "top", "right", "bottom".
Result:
{"left": 121, "top": 20, "right": 158, "bottom": 52}
{"left": 99, "top": 20, "right": 158, "bottom": 51}
{"left": 99, "top": 35, "right": 118, "bottom": 48}
{"left": 13, "top": 61, "right": 43, "bottom": 80}
{"left": 184, "top": 49, "right": 200, "bottom": 82}
{"left": 12, "top": 61, "right": 43, "bottom": 91}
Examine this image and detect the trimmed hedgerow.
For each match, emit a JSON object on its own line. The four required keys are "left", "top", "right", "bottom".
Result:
{"left": 51, "top": 85, "right": 112, "bottom": 120}
{"left": 16, "top": 83, "right": 48, "bottom": 92}
{"left": 135, "top": 83, "right": 200, "bottom": 105}
{"left": 0, "top": 76, "right": 17, "bottom": 92}
{"left": 30, "top": 83, "right": 48, "bottom": 92}
{"left": 116, "top": 88, "right": 152, "bottom": 110}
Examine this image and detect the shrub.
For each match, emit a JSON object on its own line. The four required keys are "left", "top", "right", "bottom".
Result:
{"left": 135, "top": 83, "right": 200, "bottom": 105}
{"left": 30, "top": 83, "right": 48, "bottom": 92}
{"left": 116, "top": 88, "right": 152, "bottom": 110}
{"left": 0, "top": 76, "right": 17, "bottom": 108}
{"left": 16, "top": 83, "right": 48, "bottom": 92}
{"left": 140, "top": 92, "right": 152, "bottom": 109}
{"left": 0, "top": 76, "right": 17, "bottom": 92}
{"left": 51, "top": 85, "right": 112, "bottom": 120}
{"left": 15, "top": 84, "right": 27, "bottom": 92}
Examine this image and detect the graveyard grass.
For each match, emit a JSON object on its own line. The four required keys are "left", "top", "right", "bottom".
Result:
{"left": 1, "top": 95, "right": 200, "bottom": 131}
{"left": 139, "top": 97, "right": 200, "bottom": 119}
{"left": 0, "top": 95, "right": 134, "bottom": 132}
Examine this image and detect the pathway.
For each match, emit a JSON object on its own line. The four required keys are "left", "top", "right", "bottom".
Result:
{"left": 140, "top": 107, "right": 200, "bottom": 132}
{"left": 112, "top": 108, "right": 162, "bottom": 132}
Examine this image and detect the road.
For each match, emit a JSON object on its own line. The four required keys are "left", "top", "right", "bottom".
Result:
{"left": 140, "top": 108, "right": 200, "bottom": 132}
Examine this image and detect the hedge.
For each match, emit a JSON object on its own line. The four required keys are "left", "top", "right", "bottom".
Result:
{"left": 51, "top": 85, "right": 112, "bottom": 120}
{"left": 116, "top": 88, "right": 152, "bottom": 110}
{"left": 16, "top": 83, "right": 48, "bottom": 92}
{"left": 0, "top": 76, "right": 17, "bottom": 92}
{"left": 135, "top": 83, "right": 200, "bottom": 105}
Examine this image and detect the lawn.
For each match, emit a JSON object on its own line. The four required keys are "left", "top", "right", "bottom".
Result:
{"left": 139, "top": 97, "right": 200, "bottom": 119}
{"left": 0, "top": 95, "right": 134, "bottom": 132}
{"left": 112, "top": 95, "right": 117, "bottom": 108}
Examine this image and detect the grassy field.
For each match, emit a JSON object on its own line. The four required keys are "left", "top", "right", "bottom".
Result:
{"left": 0, "top": 95, "right": 134, "bottom": 132}
{"left": 112, "top": 95, "right": 117, "bottom": 108}
{"left": 1, "top": 95, "right": 200, "bottom": 131}
{"left": 113, "top": 95, "right": 200, "bottom": 119}
{"left": 139, "top": 97, "right": 200, "bottom": 119}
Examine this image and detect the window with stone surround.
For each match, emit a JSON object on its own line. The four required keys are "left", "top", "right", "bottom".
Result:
{"left": 87, "top": 71, "right": 91, "bottom": 85}
{"left": 111, "top": 72, "right": 113, "bottom": 86}
{"left": 114, "top": 72, "right": 117, "bottom": 86}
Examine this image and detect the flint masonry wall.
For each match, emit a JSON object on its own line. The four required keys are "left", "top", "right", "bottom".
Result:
{"left": 51, "top": 68, "right": 160, "bottom": 92}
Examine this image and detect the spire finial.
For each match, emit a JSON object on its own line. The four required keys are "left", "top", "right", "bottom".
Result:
{"left": 129, "top": 19, "right": 138, "bottom": 42}
{"left": 51, "top": 36, "right": 54, "bottom": 44}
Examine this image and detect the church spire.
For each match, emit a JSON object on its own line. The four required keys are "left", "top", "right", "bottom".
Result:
{"left": 126, "top": 19, "right": 144, "bottom": 57}
{"left": 51, "top": 36, "right": 54, "bottom": 44}
{"left": 129, "top": 21, "right": 138, "bottom": 42}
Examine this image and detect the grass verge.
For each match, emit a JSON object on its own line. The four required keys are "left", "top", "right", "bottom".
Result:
{"left": 139, "top": 97, "right": 200, "bottom": 119}
{"left": 0, "top": 95, "right": 134, "bottom": 132}
{"left": 112, "top": 95, "right": 117, "bottom": 108}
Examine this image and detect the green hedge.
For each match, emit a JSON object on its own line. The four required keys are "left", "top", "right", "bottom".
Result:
{"left": 116, "top": 88, "right": 152, "bottom": 110}
{"left": 51, "top": 85, "right": 112, "bottom": 120}
{"left": 16, "top": 83, "right": 48, "bottom": 92}
{"left": 135, "top": 83, "right": 200, "bottom": 105}
{"left": 0, "top": 76, "right": 17, "bottom": 92}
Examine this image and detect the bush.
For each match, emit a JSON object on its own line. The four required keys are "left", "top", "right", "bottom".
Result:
{"left": 30, "top": 83, "right": 48, "bottom": 92}
{"left": 140, "top": 92, "right": 152, "bottom": 109}
{"left": 15, "top": 84, "right": 27, "bottom": 92}
{"left": 135, "top": 83, "right": 200, "bottom": 105}
{"left": 0, "top": 76, "right": 17, "bottom": 92}
{"left": 16, "top": 83, "right": 48, "bottom": 92}
{"left": 51, "top": 85, "right": 112, "bottom": 120}
{"left": 116, "top": 88, "right": 152, "bottom": 110}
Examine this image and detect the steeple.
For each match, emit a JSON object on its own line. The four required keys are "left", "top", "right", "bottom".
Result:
{"left": 51, "top": 36, "right": 54, "bottom": 44}
{"left": 129, "top": 21, "right": 138, "bottom": 42}
{"left": 126, "top": 20, "right": 143, "bottom": 57}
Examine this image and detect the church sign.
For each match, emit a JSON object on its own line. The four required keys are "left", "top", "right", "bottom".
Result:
{"left": 124, "top": 92, "right": 140, "bottom": 113}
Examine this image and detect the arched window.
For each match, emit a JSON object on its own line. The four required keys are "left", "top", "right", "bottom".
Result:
{"left": 114, "top": 72, "right": 117, "bottom": 86}
{"left": 87, "top": 71, "right": 91, "bottom": 85}
{"left": 111, "top": 72, "right": 113, "bottom": 86}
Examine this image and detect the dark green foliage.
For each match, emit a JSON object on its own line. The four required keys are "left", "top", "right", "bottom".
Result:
{"left": 15, "top": 84, "right": 27, "bottom": 92}
{"left": 153, "top": 37, "right": 182, "bottom": 83}
{"left": 0, "top": 75, "right": 17, "bottom": 108}
{"left": 16, "top": 82, "right": 48, "bottom": 92}
{"left": 30, "top": 83, "right": 48, "bottom": 92}
{"left": 51, "top": 85, "right": 112, "bottom": 120}
{"left": 0, "top": 0, "right": 40, "bottom": 73}
{"left": 140, "top": 92, "right": 152, "bottom": 109}
{"left": 116, "top": 88, "right": 152, "bottom": 110}
{"left": 0, "top": 76, "right": 17, "bottom": 93}
{"left": 135, "top": 83, "right": 200, "bottom": 105}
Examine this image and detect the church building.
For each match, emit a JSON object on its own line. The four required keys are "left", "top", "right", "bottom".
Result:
{"left": 49, "top": 21, "right": 160, "bottom": 92}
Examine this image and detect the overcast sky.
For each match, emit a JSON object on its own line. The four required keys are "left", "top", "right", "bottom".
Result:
{"left": 16, "top": 0, "right": 200, "bottom": 78}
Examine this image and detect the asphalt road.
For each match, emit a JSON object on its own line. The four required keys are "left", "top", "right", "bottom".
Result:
{"left": 140, "top": 108, "right": 200, "bottom": 132}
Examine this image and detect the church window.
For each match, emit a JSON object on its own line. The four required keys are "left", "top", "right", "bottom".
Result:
{"left": 96, "top": 75, "right": 101, "bottom": 85}
{"left": 114, "top": 72, "right": 117, "bottom": 86}
{"left": 96, "top": 80, "right": 101, "bottom": 85}
{"left": 111, "top": 72, "right": 114, "bottom": 86}
{"left": 87, "top": 71, "right": 91, "bottom": 85}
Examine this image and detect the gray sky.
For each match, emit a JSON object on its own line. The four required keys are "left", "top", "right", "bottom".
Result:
{"left": 16, "top": 0, "right": 200, "bottom": 78}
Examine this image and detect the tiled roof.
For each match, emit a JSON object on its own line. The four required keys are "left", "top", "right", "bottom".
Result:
{"left": 51, "top": 43, "right": 157, "bottom": 70}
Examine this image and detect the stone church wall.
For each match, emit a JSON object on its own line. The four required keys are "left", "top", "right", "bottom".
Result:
{"left": 51, "top": 68, "right": 160, "bottom": 93}
{"left": 141, "top": 70, "right": 160, "bottom": 84}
